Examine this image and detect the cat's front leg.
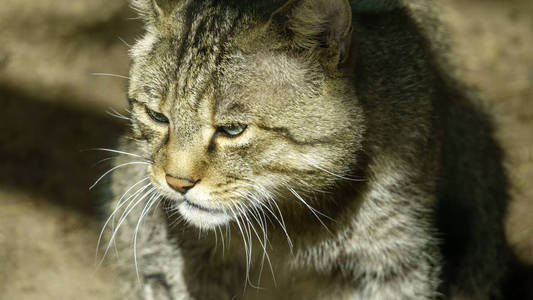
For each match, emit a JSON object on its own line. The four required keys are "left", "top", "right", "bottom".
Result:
{"left": 325, "top": 237, "right": 441, "bottom": 300}
{"left": 111, "top": 207, "right": 193, "bottom": 300}
{"left": 349, "top": 255, "right": 441, "bottom": 300}
{"left": 347, "top": 164, "right": 442, "bottom": 299}
{"left": 354, "top": 226, "right": 441, "bottom": 298}
{"left": 309, "top": 216, "right": 441, "bottom": 300}
{"left": 338, "top": 181, "right": 442, "bottom": 299}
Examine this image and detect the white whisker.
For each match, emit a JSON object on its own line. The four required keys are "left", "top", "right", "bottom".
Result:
{"left": 96, "top": 178, "right": 150, "bottom": 262}
{"left": 91, "top": 156, "right": 118, "bottom": 167}
{"left": 288, "top": 187, "right": 332, "bottom": 234}
{"left": 101, "top": 187, "right": 156, "bottom": 264}
{"left": 302, "top": 156, "right": 365, "bottom": 182}
{"left": 90, "top": 72, "right": 131, "bottom": 80}
{"left": 134, "top": 192, "right": 160, "bottom": 282}
{"left": 247, "top": 201, "right": 275, "bottom": 287}
{"left": 168, "top": 213, "right": 185, "bottom": 228}
{"left": 107, "top": 107, "right": 132, "bottom": 121}
{"left": 86, "top": 147, "right": 148, "bottom": 160}
{"left": 240, "top": 182, "right": 292, "bottom": 252}
{"left": 217, "top": 225, "right": 226, "bottom": 257}
{"left": 213, "top": 225, "right": 219, "bottom": 251}
{"left": 268, "top": 195, "right": 293, "bottom": 251}
{"left": 225, "top": 223, "right": 231, "bottom": 248}
{"left": 229, "top": 206, "right": 252, "bottom": 289}
{"left": 118, "top": 36, "right": 131, "bottom": 48}
{"left": 90, "top": 161, "right": 150, "bottom": 190}
{"left": 112, "top": 182, "right": 152, "bottom": 230}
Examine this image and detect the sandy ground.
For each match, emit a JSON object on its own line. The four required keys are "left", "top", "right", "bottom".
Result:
{"left": 442, "top": 0, "right": 533, "bottom": 262}
{"left": 0, "top": 1, "right": 531, "bottom": 299}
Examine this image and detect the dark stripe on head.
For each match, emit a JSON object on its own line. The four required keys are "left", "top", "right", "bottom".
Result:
{"left": 257, "top": 124, "right": 332, "bottom": 146}
{"left": 183, "top": 6, "right": 243, "bottom": 110}
{"left": 173, "top": 0, "right": 200, "bottom": 81}
{"left": 262, "top": 164, "right": 322, "bottom": 176}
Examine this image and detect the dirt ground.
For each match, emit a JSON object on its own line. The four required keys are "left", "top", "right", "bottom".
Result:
{"left": 0, "top": 1, "right": 531, "bottom": 299}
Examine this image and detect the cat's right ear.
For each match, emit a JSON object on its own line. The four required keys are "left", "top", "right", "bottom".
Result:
{"left": 131, "top": 0, "right": 183, "bottom": 34}
{"left": 269, "top": 0, "right": 354, "bottom": 76}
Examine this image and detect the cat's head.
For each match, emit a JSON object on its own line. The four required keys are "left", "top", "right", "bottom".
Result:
{"left": 127, "top": 0, "right": 365, "bottom": 229}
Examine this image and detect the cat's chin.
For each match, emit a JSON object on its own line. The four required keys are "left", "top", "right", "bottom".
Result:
{"left": 177, "top": 200, "right": 232, "bottom": 229}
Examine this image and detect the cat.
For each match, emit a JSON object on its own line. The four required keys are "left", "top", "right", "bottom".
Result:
{"left": 102, "top": 0, "right": 512, "bottom": 299}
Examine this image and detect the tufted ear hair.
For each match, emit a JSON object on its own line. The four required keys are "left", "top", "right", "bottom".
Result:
{"left": 272, "top": 0, "right": 353, "bottom": 76}
{"left": 130, "top": 0, "right": 184, "bottom": 34}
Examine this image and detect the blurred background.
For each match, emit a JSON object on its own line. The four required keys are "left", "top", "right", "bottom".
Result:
{"left": 0, "top": 0, "right": 531, "bottom": 299}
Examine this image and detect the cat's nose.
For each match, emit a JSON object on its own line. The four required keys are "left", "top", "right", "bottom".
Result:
{"left": 165, "top": 175, "right": 198, "bottom": 194}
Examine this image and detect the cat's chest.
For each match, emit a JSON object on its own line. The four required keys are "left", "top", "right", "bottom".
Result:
{"left": 242, "top": 266, "right": 346, "bottom": 300}
{"left": 236, "top": 246, "right": 355, "bottom": 300}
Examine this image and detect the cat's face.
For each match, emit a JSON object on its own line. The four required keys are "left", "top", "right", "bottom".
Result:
{"left": 127, "top": 0, "right": 363, "bottom": 229}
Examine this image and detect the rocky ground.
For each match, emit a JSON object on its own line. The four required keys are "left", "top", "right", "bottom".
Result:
{"left": 0, "top": 1, "right": 531, "bottom": 299}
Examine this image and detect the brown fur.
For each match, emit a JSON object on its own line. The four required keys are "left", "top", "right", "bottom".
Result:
{"left": 104, "top": 1, "right": 512, "bottom": 299}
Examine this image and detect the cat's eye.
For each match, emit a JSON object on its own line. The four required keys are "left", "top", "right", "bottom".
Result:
{"left": 218, "top": 124, "right": 247, "bottom": 137}
{"left": 145, "top": 106, "right": 169, "bottom": 124}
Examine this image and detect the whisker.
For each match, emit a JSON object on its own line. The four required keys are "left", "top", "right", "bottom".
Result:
{"left": 97, "top": 183, "right": 152, "bottom": 266}
{"left": 90, "top": 161, "right": 151, "bottom": 190}
{"left": 115, "top": 185, "right": 154, "bottom": 228}
{"left": 84, "top": 148, "right": 148, "bottom": 160}
{"left": 172, "top": 216, "right": 186, "bottom": 228}
{"left": 101, "top": 186, "right": 156, "bottom": 264}
{"left": 267, "top": 195, "right": 293, "bottom": 251}
{"left": 112, "top": 181, "right": 152, "bottom": 229}
{"left": 238, "top": 206, "right": 261, "bottom": 289}
{"left": 134, "top": 192, "right": 160, "bottom": 282}
{"left": 118, "top": 36, "right": 131, "bottom": 48}
{"left": 213, "top": 224, "right": 219, "bottom": 251}
{"left": 301, "top": 156, "right": 365, "bottom": 182}
{"left": 246, "top": 201, "right": 275, "bottom": 287}
{"left": 150, "top": 196, "right": 164, "bottom": 215}
{"left": 168, "top": 213, "right": 186, "bottom": 228}
{"left": 241, "top": 182, "right": 293, "bottom": 252}
{"left": 288, "top": 187, "right": 333, "bottom": 234}
{"left": 106, "top": 107, "right": 132, "bottom": 121}
{"left": 96, "top": 178, "right": 150, "bottom": 262}
{"left": 229, "top": 206, "right": 252, "bottom": 290}
{"left": 217, "top": 225, "right": 226, "bottom": 257}
{"left": 167, "top": 208, "right": 182, "bottom": 219}
{"left": 110, "top": 179, "right": 153, "bottom": 256}
{"left": 239, "top": 202, "right": 267, "bottom": 258}
{"left": 89, "top": 72, "right": 131, "bottom": 80}
{"left": 91, "top": 156, "right": 118, "bottom": 168}
{"left": 225, "top": 223, "right": 231, "bottom": 248}
{"left": 236, "top": 202, "right": 269, "bottom": 290}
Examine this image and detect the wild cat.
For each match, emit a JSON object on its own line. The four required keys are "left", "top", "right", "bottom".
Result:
{"left": 100, "top": 0, "right": 512, "bottom": 299}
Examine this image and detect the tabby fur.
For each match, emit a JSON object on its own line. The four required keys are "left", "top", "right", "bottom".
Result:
{"left": 104, "top": 1, "right": 511, "bottom": 299}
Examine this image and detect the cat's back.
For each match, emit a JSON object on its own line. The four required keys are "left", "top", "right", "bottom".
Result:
{"left": 352, "top": 4, "right": 511, "bottom": 297}
{"left": 433, "top": 76, "right": 510, "bottom": 297}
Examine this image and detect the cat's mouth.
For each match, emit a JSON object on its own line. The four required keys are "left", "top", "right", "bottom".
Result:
{"left": 183, "top": 198, "right": 223, "bottom": 214}
{"left": 177, "top": 197, "right": 232, "bottom": 228}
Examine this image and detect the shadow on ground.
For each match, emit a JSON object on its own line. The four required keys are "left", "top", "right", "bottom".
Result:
{"left": 0, "top": 85, "right": 124, "bottom": 214}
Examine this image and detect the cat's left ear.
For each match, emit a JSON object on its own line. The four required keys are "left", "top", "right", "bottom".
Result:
{"left": 131, "top": 0, "right": 183, "bottom": 34}
{"left": 272, "top": 0, "right": 353, "bottom": 75}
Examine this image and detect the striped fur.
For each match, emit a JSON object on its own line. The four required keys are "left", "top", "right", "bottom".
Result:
{"left": 104, "top": 1, "right": 512, "bottom": 299}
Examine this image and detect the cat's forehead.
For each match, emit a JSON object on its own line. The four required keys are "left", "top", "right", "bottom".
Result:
{"left": 130, "top": 3, "right": 320, "bottom": 115}
{"left": 148, "top": 50, "right": 317, "bottom": 116}
{"left": 132, "top": 6, "right": 248, "bottom": 101}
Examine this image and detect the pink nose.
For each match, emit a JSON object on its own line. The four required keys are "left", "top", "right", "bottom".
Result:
{"left": 165, "top": 175, "right": 197, "bottom": 194}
